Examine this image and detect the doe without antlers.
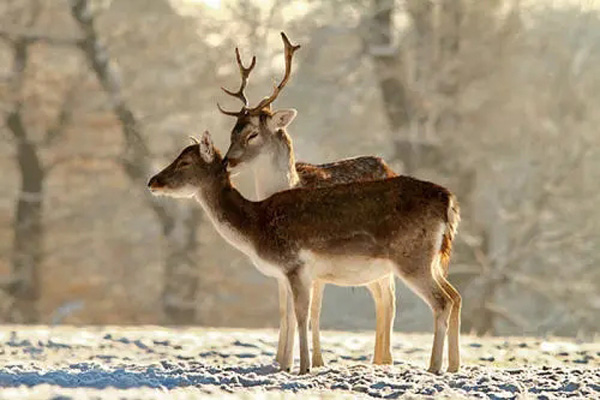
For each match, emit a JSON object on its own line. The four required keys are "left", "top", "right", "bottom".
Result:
{"left": 148, "top": 131, "right": 462, "bottom": 375}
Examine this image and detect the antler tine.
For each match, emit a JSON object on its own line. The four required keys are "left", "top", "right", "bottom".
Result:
{"left": 217, "top": 102, "right": 244, "bottom": 117}
{"left": 221, "top": 47, "right": 257, "bottom": 107}
{"left": 247, "top": 32, "right": 301, "bottom": 114}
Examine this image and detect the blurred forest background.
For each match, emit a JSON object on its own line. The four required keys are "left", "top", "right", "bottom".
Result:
{"left": 0, "top": 0, "right": 598, "bottom": 337}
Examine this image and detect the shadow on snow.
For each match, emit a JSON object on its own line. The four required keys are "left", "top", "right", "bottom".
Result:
{"left": 0, "top": 362, "right": 281, "bottom": 389}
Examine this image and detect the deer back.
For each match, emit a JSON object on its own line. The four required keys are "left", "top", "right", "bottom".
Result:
{"left": 255, "top": 176, "right": 453, "bottom": 260}
{"left": 295, "top": 156, "right": 396, "bottom": 188}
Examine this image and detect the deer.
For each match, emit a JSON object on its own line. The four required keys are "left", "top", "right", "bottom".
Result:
{"left": 216, "top": 32, "right": 397, "bottom": 369}
{"left": 148, "top": 130, "right": 462, "bottom": 375}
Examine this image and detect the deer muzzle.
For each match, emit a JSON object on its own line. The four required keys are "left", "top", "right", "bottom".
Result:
{"left": 147, "top": 175, "right": 164, "bottom": 191}
{"left": 222, "top": 155, "right": 240, "bottom": 169}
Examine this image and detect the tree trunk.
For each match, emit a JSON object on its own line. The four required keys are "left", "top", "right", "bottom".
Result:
{"left": 405, "top": 0, "right": 435, "bottom": 173}
{"left": 69, "top": 0, "right": 200, "bottom": 325}
{"left": 162, "top": 206, "right": 202, "bottom": 324}
{"left": 368, "top": 0, "right": 442, "bottom": 174}
{"left": 6, "top": 108, "right": 43, "bottom": 323}
{"left": 474, "top": 282, "right": 497, "bottom": 336}
{"left": 436, "top": 0, "right": 462, "bottom": 134}
{"left": 369, "top": 0, "right": 410, "bottom": 133}
{"left": 368, "top": 0, "right": 419, "bottom": 173}
{"left": 2, "top": 37, "right": 43, "bottom": 323}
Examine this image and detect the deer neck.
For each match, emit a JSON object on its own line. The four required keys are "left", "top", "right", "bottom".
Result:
{"left": 194, "top": 170, "right": 257, "bottom": 255}
{"left": 253, "top": 129, "right": 300, "bottom": 200}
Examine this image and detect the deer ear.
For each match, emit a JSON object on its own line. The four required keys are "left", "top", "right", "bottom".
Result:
{"left": 198, "top": 131, "right": 215, "bottom": 163}
{"left": 268, "top": 109, "right": 297, "bottom": 130}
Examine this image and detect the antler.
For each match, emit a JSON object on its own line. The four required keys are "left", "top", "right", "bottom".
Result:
{"left": 246, "top": 32, "right": 301, "bottom": 114}
{"left": 217, "top": 47, "right": 257, "bottom": 116}
{"left": 217, "top": 32, "right": 300, "bottom": 118}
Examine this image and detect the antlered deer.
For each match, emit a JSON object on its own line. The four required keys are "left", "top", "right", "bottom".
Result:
{"left": 148, "top": 131, "right": 461, "bottom": 375}
{"left": 218, "top": 32, "right": 396, "bottom": 368}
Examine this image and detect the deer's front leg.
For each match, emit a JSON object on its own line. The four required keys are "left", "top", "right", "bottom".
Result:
{"left": 276, "top": 280, "right": 288, "bottom": 365}
{"left": 380, "top": 275, "right": 396, "bottom": 365}
{"left": 310, "top": 280, "right": 325, "bottom": 367}
{"left": 367, "top": 275, "right": 395, "bottom": 365}
{"left": 278, "top": 278, "right": 296, "bottom": 372}
{"left": 288, "top": 266, "right": 311, "bottom": 375}
{"left": 367, "top": 280, "right": 384, "bottom": 364}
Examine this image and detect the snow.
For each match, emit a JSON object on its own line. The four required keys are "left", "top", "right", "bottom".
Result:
{"left": 0, "top": 326, "right": 598, "bottom": 399}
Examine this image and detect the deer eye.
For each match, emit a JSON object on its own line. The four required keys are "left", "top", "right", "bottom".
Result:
{"left": 178, "top": 159, "right": 192, "bottom": 168}
{"left": 246, "top": 132, "right": 258, "bottom": 142}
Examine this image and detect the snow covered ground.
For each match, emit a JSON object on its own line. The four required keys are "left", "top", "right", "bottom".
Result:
{"left": 0, "top": 326, "right": 598, "bottom": 399}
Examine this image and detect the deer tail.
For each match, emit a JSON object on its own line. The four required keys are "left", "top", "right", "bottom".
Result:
{"left": 440, "top": 192, "right": 460, "bottom": 277}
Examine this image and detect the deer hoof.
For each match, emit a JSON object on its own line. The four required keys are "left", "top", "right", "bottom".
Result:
{"left": 298, "top": 366, "right": 310, "bottom": 375}
{"left": 381, "top": 355, "right": 393, "bottom": 365}
{"left": 312, "top": 356, "right": 325, "bottom": 368}
{"left": 427, "top": 366, "right": 443, "bottom": 375}
{"left": 447, "top": 364, "right": 460, "bottom": 373}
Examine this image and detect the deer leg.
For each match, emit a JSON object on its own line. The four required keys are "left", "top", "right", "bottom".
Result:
{"left": 380, "top": 274, "right": 396, "bottom": 365}
{"left": 398, "top": 265, "right": 452, "bottom": 374}
{"left": 280, "top": 279, "right": 296, "bottom": 372}
{"left": 276, "top": 279, "right": 288, "bottom": 366}
{"left": 367, "top": 280, "right": 384, "bottom": 364}
{"left": 310, "top": 280, "right": 325, "bottom": 367}
{"left": 434, "top": 265, "right": 462, "bottom": 372}
{"left": 288, "top": 266, "right": 312, "bottom": 375}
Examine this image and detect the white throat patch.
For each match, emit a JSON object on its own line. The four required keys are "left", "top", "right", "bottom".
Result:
{"left": 252, "top": 151, "right": 299, "bottom": 200}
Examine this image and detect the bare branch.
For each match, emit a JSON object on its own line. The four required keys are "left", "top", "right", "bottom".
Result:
{"left": 0, "top": 276, "right": 19, "bottom": 293}
{"left": 6, "top": 39, "right": 28, "bottom": 111}
{"left": 47, "top": 153, "right": 117, "bottom": 172}
{"left": 505, "top": 143, "right": 591, "bottom": 266}
{"left": 484, "top": 303, "right": 528, "bottom": 328}
{"left": 69, "top": 0, "right": 176, "bottom": 235}
{"left": 0, "top": 27, "right": 83, "bottom": 46}
{"left": 25, "top": 0, "right": 42, "bottom": 28}
{"left": 44, "top": 70, "right": 87, "bottom": 146}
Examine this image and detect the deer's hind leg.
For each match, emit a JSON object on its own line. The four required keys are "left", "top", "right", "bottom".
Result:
{"left": 433, "top": 264, "right": 462, "bottom": 372}
{"left": 394, "top": 259, "right": 453, "bottom": 374}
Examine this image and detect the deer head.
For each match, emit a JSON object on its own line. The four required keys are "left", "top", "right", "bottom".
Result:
{"left": 218, "top": 32, "right": 300, "bottom": 171}
{"left": 148, "top": 131, "right": 222, "bottom": 198}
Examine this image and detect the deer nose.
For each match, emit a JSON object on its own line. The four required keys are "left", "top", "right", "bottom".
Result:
{"left": 148, "top": 175, "right": 162, "bottom": 189}
{"left": 223, "top": 156, "right": 239, "bottom": 169}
